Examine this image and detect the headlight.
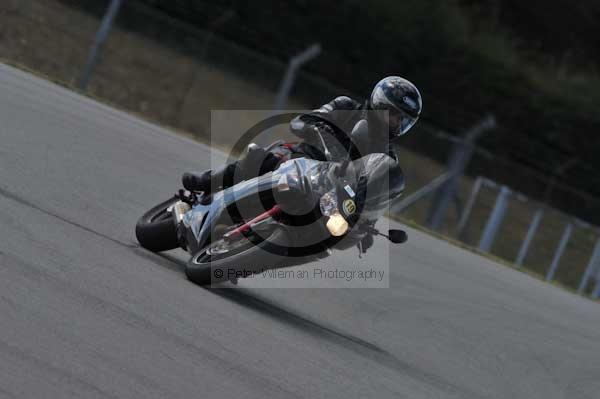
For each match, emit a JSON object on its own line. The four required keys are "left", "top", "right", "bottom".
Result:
{"left": 320, "top": 191, "right": 349, "bottom": 236}
{"left": 326, "top": 213, "right": 349, "bottom": 236}
{"left": 319, "top": 190, "right": 338, "bottom": 216}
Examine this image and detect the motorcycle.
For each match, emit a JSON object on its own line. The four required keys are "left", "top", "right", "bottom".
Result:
{"left": 136, "top": 126, "right": 407, "bottom": 286}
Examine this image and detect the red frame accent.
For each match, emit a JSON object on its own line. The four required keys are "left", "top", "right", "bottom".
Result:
{"left": 224, "top": 205, "right": 282, "bottom": 240}
{"left": 281, "top": 142, "right": 297, "bottom": 149}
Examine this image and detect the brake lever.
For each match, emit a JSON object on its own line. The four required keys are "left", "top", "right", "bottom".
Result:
{"left": 314, "top": 126, "right": 332, "bottom": 162}
{"left": 357, "top": 241, "right": 363, "bottom": 259}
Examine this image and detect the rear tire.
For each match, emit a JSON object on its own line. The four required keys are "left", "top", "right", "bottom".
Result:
{"left": 186, "top": 228, "right": 290, "bottom": 285}
{"left": 135, "top": 197, "right": 180, "bottom": 252}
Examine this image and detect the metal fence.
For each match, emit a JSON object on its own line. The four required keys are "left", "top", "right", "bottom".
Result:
{"left": 3, "top": 0, "right": 600, "bottom": 299}
{"left": 394, "top": 135, "right": 600, "bottom": 298}
{"left": 458, "top": 178, "right": 600, "bottom": 297}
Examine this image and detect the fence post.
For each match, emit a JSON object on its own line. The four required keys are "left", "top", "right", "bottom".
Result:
{"left": 391, "top": 172, "right": 452, "bottom": 213}
{"left": 427, "top": 115, "right": 495, "bottom": 231}
{"left": 478, "top": 186, "right": 510, "bottom": 252}
{"left": 456, "top": 177, "right": 483, "bottom": 239}
{"left": 545, "top": 222, "right": 573, "bottom": 282}
{"left": 578, "top": 237, "right": 600, "bottom": 294}
{"left": 175, "top": 9, "right": 235, "bottom": 124}
{"left": 273, "top": 44, "right": 321, "bottom": 110}
{"left": 79, "top": 0, "right": 124, "bottom": 91}
{"left": 592, "top": 279, "right": 600, "bottom": 299}
{"left": 515, "top": 208, "right": 544, "bottom": 267}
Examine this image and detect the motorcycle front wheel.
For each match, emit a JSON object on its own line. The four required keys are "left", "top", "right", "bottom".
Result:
{"left": 185, "top": 227, "right": 290, "bottom": 285}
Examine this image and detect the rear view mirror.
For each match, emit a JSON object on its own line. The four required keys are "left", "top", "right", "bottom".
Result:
{"left": 388, "top": 229, "right": 407, "bottom": 244}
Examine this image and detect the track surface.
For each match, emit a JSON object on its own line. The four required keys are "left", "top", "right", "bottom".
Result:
{"left": 1, "top": 63, "right": 600, "bottom": 398}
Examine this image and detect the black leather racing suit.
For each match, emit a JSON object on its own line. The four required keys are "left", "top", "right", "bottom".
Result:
{"left": 289, "top": 96, "right": 396, "bottom": 162}
{"left": 206, "top": 96, "right": 398, "bottom": 182}
{"left": 184, "top": 96, "right": 398, "bottom": 188}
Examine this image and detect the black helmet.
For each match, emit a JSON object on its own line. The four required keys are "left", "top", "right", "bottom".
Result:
{"left": 370, "top": 76, "right": 422, "bottom": 140}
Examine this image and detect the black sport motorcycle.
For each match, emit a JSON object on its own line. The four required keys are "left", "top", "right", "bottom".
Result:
{"left": 135, "top": 150, "right": 407, "bottom": 286}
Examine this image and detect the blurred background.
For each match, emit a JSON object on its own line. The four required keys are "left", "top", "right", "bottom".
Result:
{"left": 2, "top": 0, "right": 600, "bottom": 296}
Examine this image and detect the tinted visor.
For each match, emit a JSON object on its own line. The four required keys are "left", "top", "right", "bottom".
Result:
{"left": 390, "top": 109, "right": 418, "bottom": 138}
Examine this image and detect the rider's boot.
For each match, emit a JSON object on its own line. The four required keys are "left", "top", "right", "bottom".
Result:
{"left": 182, "top": 170, "right": 212, "bottom": 193}
{"left": 181, "top": 143, "right": 282, "bottom": 193}
{"left": 182, "top": 162, "right": 239, "bottom": 193}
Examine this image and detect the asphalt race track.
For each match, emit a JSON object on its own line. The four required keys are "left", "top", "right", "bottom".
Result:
{"left": 1, "top": 63, "right": 600, "bottom": 398}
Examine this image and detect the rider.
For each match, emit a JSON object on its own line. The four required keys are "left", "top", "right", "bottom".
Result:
{"left": 183, "top": 76, "right": 422, "bottom": 192}
{"left": 181, "top": 76, "right": 422, "bottom": 250}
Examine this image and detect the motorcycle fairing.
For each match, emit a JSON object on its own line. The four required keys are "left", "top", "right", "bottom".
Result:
{"left": 182, "top": 171, "right": 280, "bottom": 253}
{"left": 181, "top": 154, "right": 403, "bottom": 253}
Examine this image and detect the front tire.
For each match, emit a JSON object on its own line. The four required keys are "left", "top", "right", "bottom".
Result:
{"left": 135, "top": 197, "right": 180, "bottom": 252}
{"left": 185, "top": 228, "right": 290, "bottom": 285}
